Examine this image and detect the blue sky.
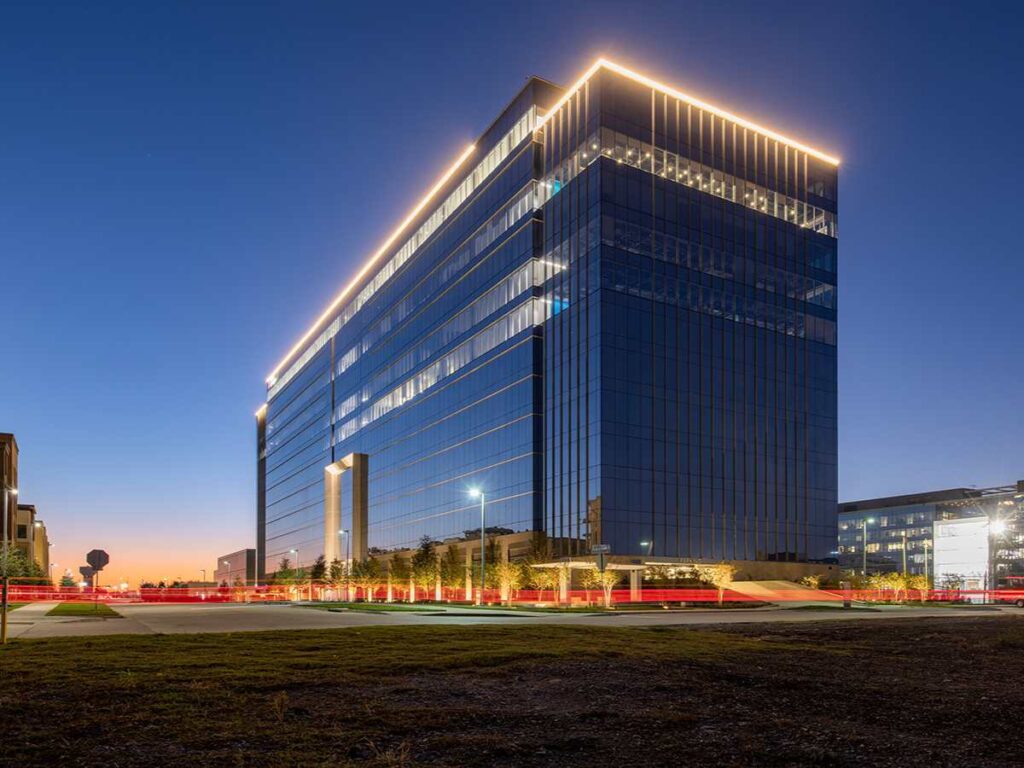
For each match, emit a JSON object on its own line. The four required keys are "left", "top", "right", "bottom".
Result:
{"left": 2, "top": 1, "right": 1021, "bottom": 581}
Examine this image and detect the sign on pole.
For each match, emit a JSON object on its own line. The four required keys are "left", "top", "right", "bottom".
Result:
{"left": 591, "top": 544, "right": 610, "bottom": 572}
{"left": 86, "top": 550, "right": 110, "bottom": 572}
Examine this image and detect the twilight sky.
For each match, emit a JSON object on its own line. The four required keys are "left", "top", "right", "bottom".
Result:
{"left": 1, "top": 1, "right": 1021, "bottom": 584}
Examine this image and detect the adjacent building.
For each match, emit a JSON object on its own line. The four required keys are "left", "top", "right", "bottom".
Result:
{"left": 1, "top": 433, "right": 18, "bottom": 549}
{"left": 2, "top": 432, "right": 51, "bottom": 575}
{"left": 214, "top": 548, "right": 257, "bottom": 586}
{"left": 256, "top": 58, "right": 839, "bottom": 579}
{"left": 838, "top": 481, "right": 1024, "bottom": 587}
{"left": 14, "top": 503, "right": 50, "bottom": 574}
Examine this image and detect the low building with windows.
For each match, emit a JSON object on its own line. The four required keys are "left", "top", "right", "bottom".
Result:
{"left": 214, "top": 548, "right": 257, "bottom": 586}
{"left": 13, "top": 503, "right": 50, "bottom": 574}
{"left": 838, "top": 481, "right": 1024, "bottom": 587}
{"left": 256, "top": 58, "right": 840, "bottom": 581}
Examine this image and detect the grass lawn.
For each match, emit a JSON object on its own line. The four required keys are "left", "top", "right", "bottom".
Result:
{"left": 1, "top": 603, "right": 26, "bottom": 611}
{"left": 2, "top": 617, "right": 1023, "bottom": 766}
{"left": 45, "top": 602, "right": 120, "bottom": 617}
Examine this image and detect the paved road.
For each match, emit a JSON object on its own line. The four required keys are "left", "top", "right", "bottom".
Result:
{"left": 4, "top": 601, "right": 1018, "bottom": 639}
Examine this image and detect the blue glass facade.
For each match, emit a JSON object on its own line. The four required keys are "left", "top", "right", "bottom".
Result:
{"left": 256, "top": 62, "right": 839, "bottom": 575}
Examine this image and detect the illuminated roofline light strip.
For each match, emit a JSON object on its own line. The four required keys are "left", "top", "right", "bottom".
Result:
{"left": 265, "top": 144, "right": 477, "bottom": 385}
{"left": 536, "top": 58, "right": 840, "bottom": 166}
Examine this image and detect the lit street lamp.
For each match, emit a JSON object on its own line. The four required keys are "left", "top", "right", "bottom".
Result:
{"left": 640, "top": 540, "right": 654, "bottom": 556}
{"left": 989, "top": 518, "right": 1008, "bottom": 598}
{"left": 1, "top": 487, "right": 16, "bottom": 645}
{"left": 469, "top": 488, "right": 485, "bottom": 604}
{"left": 289, "top": 548, "right": 304, "bottom": 601}
{"left": 338, "top": 529, "right": 350, "bottom": 600}
{"left": 861, "top": 517, "right": 876, "bottom": 575}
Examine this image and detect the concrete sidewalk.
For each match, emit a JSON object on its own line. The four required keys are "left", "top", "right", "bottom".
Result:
{"left": 3, "top": 600, "right": 152, "bottom": 639}
{"left": 4, "top": 600, "right": 1018, "bottom": 639}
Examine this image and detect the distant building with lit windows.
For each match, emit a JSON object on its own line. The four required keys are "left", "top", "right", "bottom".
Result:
{"left": 838, "top": 482, "right": 1024, "bottom": 586}
{"left": 256, "top": 59, "right": 839, "bottom": 579}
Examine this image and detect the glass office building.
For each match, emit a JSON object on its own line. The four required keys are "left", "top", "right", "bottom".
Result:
{"left": 838, "top": 482, "right": 1024, "bottom": 582}
{"left": 256, "top": 59, "right": 839, "bottom": 576}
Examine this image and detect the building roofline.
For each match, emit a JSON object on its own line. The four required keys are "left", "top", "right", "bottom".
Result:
{"left": 840, "top": 483, "right": 1022, "bottom": 513}
{"left": 262, "top": 56, "right": 841, "bottom": 391}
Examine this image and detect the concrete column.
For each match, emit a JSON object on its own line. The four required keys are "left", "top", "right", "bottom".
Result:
{"left": 558, "top": 568, "right": 568, "bottom": 605}
{"left": 435, "top": 573, "right": 442, "bottom": 602}
{"left": 349, "top": 453, "right": 368, "bottom": 562}
{"left": 629, "top": 570, "right": 641, "bottom": 602}
{"left": 386, "top": 576, "right": 393, "bottom": 603}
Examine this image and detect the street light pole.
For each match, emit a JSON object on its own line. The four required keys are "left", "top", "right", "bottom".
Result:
{"left": 861, "top": 518, "right": 875, "bottom": 576}
{"left": 469, "top": 489, "right": 485, "bottom": 605}
{"left": 923, "top": 540, "right": 931, "bottom": 586}
{"left": 1, "top": 485, "right": 16, "bottom": 645}
{"left": 338, "top": 529, "right": 349, "bottom": 601}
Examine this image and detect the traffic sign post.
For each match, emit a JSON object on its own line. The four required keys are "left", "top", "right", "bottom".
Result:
{"left": 86, "top": 550, "right": 109, "bottom": 590}
{"left": 591, "top": 544, "right": 610, "bottom": 572}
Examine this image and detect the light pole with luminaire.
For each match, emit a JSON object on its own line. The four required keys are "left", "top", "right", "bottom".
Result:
{"left": 989, "top": 518, "right": 1008, "bottom": 598}
{"left": 469, "top": 488, "right": 485, "bottom": 604}
{"left": 861, "top": 517, "right": 876, "bottom": 575}
{"left": 1, "top": 486, "right": 16, "bottom": 645}
{"left": 338, "top": 529, "right": 350, "bottom": 600}
{"left": 640, "top": 540, "right": 653, "bottom": 556}
{"left": 289, "top": 548, "right": 305, "bottom": 601}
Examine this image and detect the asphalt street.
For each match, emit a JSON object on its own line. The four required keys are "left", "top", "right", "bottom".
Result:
{"left": 4, "top": 601, "right": 1016, "bottom": 639}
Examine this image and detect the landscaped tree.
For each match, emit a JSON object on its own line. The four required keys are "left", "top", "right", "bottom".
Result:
{"left": 411, "top": 536, "right": 439, "bottom": 602}
{"left": 526, "top": 531, "right": 552, "bottom": 563}
{"left": 0, "top": 549, "right": 47, "bottom": 584}
{"left": 596, "top": 568, "right": 623, "bottom": 608}
{"left": 528, "top": 565, "right": 559, "bottom": 603}
{"left": 939, "top": 573, "right": 964, "bottom": 592}
{"left": 799, "top": 574, "right": 822, "bottom": 590}
{"left": 389, "top": 554, "right": 411, "bottom": 602}
{"left": 328, "top": 557, "right": 345, "bottom": 590}
{"left": 439, "top": 546, "right": 464, "bottom": 599}
{"left": 694, "top": 562, "right": 736, "bottom": 606}
{"left": 868, "top": 571, "right": 907, "bottom": 602}
{"left": 352, "top": 557, "right": 383, "bottom": 601}
{"left": 905, "top": 573, "right": 930, "bottom": 603}
{"left": 59, "top": 574, "right": 77, "bottom": 588}
{"left": 309, "top": 554, "right": 327, "bottom": 582}
{"left": 579, "top": 566, "right": 602, "bottom": 605}
{"left": 492, "top": 560, "right": 525, "bottom": 605}
{"left": 275, "top": 557, "right": 294, "bottom": 584}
